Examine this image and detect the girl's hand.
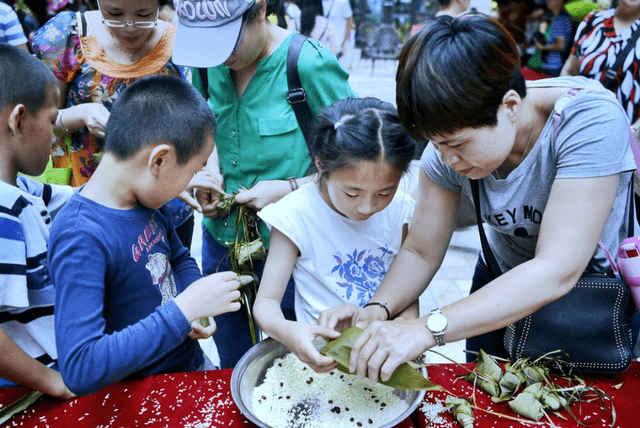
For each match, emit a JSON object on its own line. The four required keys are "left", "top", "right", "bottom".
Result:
{"left": 235, "top": 180, "right": 290, "bottom": 211}
{"left": 317, "top": 303, "right": 384, "bottom": 332}
{"left": 188, "top": 319, "right": 217, "bottom": 340}
{"left": 81, "top": 104, "right": 110, "bottom": 138}
{"left": 281, "top": 322, "right": 341, "bottom": 373}
{"left": 349, "top": 319, "right": 430, "bottom": 385}
{"left": 175, "top": 272, "right": 250, "bottom": 322}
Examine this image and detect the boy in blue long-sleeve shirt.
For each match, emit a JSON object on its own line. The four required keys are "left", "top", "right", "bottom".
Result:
{"left": 49, "top": 75, "right": 245, "bottom": 396}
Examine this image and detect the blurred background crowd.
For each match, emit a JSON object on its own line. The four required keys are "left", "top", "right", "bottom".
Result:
{"left": 0, "top": 0, "right": 614, "bottom": 73}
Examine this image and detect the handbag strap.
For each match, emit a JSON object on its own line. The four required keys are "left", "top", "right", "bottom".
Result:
{"left": 470, "top": 179, "right": 503, "bottom": 278}
{"left": 601, "top": 23, "right": 640, "bottom": 92}
{"left": 286, "top": 33, "right": 314, "bottom": 147}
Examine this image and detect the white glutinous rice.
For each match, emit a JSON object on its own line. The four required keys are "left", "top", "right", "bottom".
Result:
{"left": 252, "top": 353, "right": 407, "bottom": 427}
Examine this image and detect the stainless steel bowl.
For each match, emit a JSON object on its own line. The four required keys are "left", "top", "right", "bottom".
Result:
{"left": 230, "top": 338, "right": 426, "bottom": 428}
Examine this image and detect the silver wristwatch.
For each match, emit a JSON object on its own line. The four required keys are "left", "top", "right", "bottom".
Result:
{"left": 426, "top": 308, "right": 448, "bottom": 346}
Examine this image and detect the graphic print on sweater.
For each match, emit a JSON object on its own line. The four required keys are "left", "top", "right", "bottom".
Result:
{"left": 145, "top": 253, "right": 178, "bottom": 304}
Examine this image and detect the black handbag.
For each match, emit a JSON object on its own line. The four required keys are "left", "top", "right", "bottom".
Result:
{"left": 471, "top": 181, "right": 636, "bottom": 373}
{"left": 470, "top": 179, "right": 636, "bottom": 373}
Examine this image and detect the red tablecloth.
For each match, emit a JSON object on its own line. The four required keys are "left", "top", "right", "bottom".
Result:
{"left": 1, "top": 363, "right": 639, "bottom": 427}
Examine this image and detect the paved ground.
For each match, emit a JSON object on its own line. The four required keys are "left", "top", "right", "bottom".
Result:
{"left": 195, "top": 54, "right": 480, "bottom": 366}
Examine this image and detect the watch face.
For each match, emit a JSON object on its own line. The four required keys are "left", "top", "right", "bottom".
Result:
{"left": 427, "top": 313, "right": 447, "bottom": 331}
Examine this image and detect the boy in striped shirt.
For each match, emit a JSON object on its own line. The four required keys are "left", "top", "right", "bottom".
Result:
{"left": 0, "top": 44, "right": 74, "bottom": 398}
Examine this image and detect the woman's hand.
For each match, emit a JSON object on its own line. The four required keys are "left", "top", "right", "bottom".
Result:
{"left": 180, "top": 169, "right": 226, "bottom": 213}
{"left": 81, "top": 104, "right": 110, "bottom": 138}
{"left": 317, "top": 303, "right": 386, "bottom": 332}
{"left": 235, "top": 179, "right": 291, "bottom": 211}
{"left": 194, "top": 169, "right": 227, "bottom": 219}
{"left": 349, "top": 319, "right": 431, "bottom": 385}
{"left": 280, "top": 322, "right": 340, "bottom": 373}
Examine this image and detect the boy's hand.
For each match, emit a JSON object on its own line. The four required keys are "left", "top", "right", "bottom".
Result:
{"left": 175, "top": 272, "right": 251, "bottom": 322}
{"left": 187, "top": 319, "right": 217, "bottom": 340}
{"left": 281, "top": 322, "right": 340, "bottom": 373}
{"left": 44, "top": 370, "right": 76, "bottom": 399}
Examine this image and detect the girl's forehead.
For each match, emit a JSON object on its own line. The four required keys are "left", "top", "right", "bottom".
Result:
{"left": 333, "top": 159, "right": 402, "bottom": 186}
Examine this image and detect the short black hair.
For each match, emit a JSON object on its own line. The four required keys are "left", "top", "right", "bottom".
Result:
{"left": 0, "top": 44, "right": 58, "bottom": 114}
{"left": 396, "top": 13, "right": 526, "bottom": 141}
{"left": 104, "top": 74, "right": 216, "bottom": 164}
{"left": 311, "top": 97, "right": 416, "bottom": 183}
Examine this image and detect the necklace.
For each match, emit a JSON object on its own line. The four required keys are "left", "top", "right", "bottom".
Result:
{"left": 493, "top": 100, "right": 537, "bottom": 180}
{"left": 519, "top": 102, "right": 538, "bottom": 165}
{"left": 109, "top": 30, "right": 151, "bottom": 63}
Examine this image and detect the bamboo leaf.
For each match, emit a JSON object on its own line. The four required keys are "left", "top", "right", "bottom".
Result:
{"left": 320, "top": 327, "right": 443, "bottom": 391}
{"left": 0, "top": 391, "right": 44, "bottom": 425}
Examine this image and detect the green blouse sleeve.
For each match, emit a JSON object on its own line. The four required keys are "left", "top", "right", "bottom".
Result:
{"left": 297, "top": 39, "right": 358, "bottom": 116}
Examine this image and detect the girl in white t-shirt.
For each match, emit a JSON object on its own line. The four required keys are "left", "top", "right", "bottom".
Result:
{"left": 254, "top": 97, "right": 417, "bottom": 372}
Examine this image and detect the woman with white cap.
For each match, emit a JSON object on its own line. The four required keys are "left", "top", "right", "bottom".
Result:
{"left": 173, "top": 0, "right": 356, "bottom": 368}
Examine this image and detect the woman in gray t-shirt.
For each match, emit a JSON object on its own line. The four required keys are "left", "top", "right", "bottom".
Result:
{"left": 318, "top": 13, "right": 637, "bottom": 383}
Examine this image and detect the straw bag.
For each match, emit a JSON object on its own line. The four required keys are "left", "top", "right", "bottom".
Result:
{"left": 24, "top": 135, "right": 72, "bottom": 185}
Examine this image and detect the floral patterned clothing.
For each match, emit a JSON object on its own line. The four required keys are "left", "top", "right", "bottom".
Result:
{"left": 571, "top": 9, "right": 640, "bottom": 123}
{"left": 258, "top": 182, "right": 415, "bottom": 324}
{"left": 32, "top": 12, "right": 190, "bottom": 187}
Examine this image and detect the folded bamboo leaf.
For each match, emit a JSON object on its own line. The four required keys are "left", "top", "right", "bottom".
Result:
{"left": 217, "top": 193, "right": 237, "bottom": 213}
{"left": 234, "top": 239, "right": 265, "bottom": 265}
{"left": 522, "top": 383, "right": 567, "bottom": 412}
{"left": 0, "top": 391, "right": 44, "bottom": 425}
{"left": 509, "top": 390, "right": 545, "bottom": 421}
{"left": 495, "top": 360, "right": 526, "bottom": 402}
{"left": 466, "top": 349, "right": 502, "bottom": 397}
{"left": 446, "top": 395, "right": 475, "bottom": 428}
{"left": 320, "top": 327, "right": 443, "bottom": 391}
{"left": 523, "top": 365, "right": 547, "bottom": 386}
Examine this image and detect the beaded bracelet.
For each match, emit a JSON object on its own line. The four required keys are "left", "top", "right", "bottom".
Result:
{"left": 363, "top": 301, "right": 390, "bottom": 320}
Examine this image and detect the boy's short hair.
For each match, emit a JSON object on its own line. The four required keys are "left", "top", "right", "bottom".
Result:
{"left": 0, "top": 44, "right": 58, "bottom": 114}
{"left": 396, "top": 13, "right": 527, "bottom": 141}
{"left": 105, "top": 75, "right": 217, "bottom": 165}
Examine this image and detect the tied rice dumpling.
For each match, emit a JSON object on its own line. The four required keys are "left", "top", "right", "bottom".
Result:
{"left": 445, "top": 396, "right": 474, "bottom": 428}
{"left": 465, "top": 349, "right": 502, "bottom": 397}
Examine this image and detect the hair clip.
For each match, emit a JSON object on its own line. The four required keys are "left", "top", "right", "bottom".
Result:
{"left": 334, "top": 121, "right": 342, "bottom": 130}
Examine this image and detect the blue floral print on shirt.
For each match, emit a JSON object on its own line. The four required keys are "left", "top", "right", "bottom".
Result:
{"left": 332, "top": 246, "right": 394, "bottom": 305}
